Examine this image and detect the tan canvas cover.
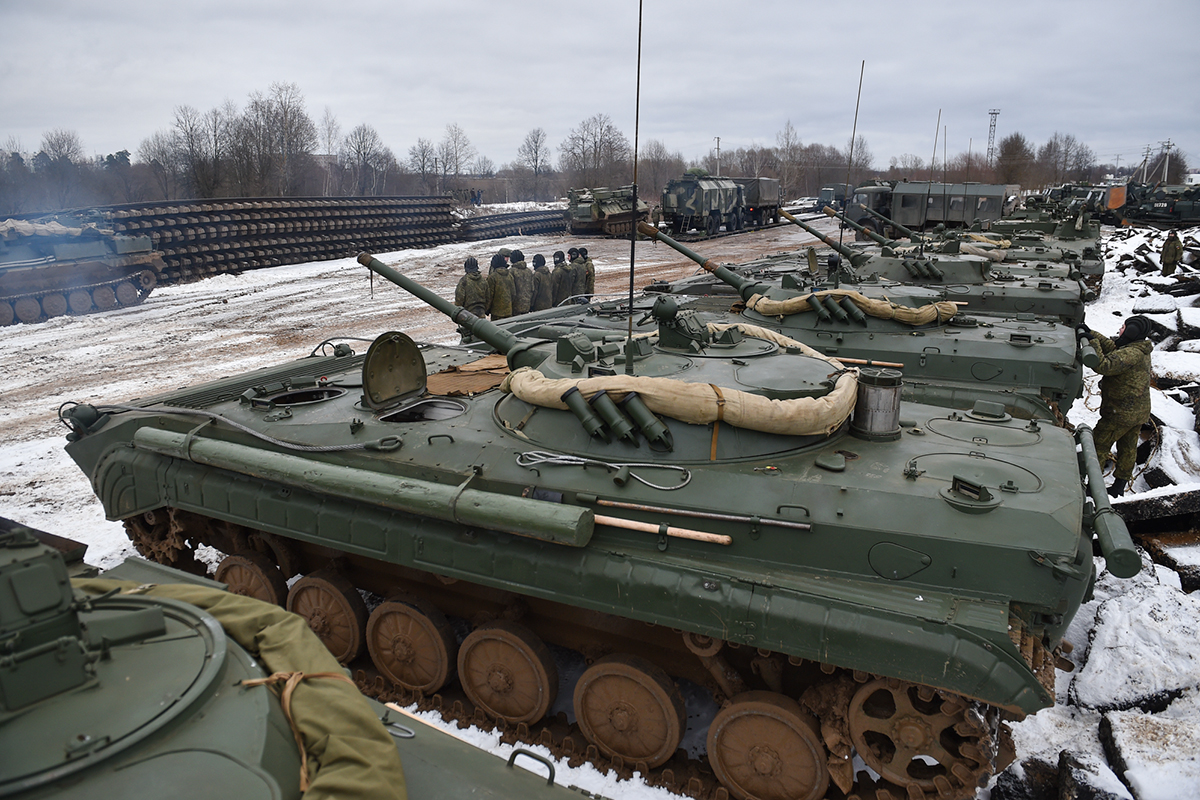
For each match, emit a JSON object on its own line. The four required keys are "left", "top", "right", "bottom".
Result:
{"left": 959, "top": 243, "right": 1009, "bottom": 262}
{"left": 744, "top": 289, "right": 959, "bottom": 326}
{"left": 500, "top": 325, "right": 856, "bottom": 437}
{"left": 73, "top": 579, "right": 407, "bottom": 800}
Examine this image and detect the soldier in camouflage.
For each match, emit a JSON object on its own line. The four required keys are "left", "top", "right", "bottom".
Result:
{"left": 487, "top": 253, "right": 515, "bottom": 320}
{"left": 508, "top": 249, "right": 532, "bottom": 315}
{"left": 454, "top": 257, "right": 490, "bottom": 318}
{"left": 567, "top": 247, "right": 588, "bottom": 303}
{"left": 530, "top": 254, "right": 554, "bottom": 312}
{"left": 551, "top": 251, "right": 573, "bottom": 307}
{"left": 579, "top": 247, "right": 595, "bottom": 300}
{"left": 1078, "top": 315, "right": 1154, "bottom": 497}
{"left": 1161, "top": 230, "right": 1183, "bottom": 276}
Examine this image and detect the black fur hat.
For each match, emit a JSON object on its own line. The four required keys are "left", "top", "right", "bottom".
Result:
{"left": 1122, "top": 315, "right": 1152, "bottom": 342}
{"left": 510, "top": 249, "right": 524, "bottom": 262}
{"left": 553, "top": 251, "right": 565, "bottom": 264}
{"left": 533, "top": 254, "right": 546, "bottom": 267}
{"left": 464, "top": 256, "right": 478, "bottom": 272}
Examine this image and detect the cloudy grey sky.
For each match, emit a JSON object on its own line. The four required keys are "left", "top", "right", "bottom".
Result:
{"left": 2, "top": 0, "right": 1197, "bottom": 173}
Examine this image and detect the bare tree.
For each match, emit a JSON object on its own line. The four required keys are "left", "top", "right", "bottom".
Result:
{"left": 319, "top": 107, "right": 341, "bottom": 195}
{"left": 639, "top": 138, "right": 685, "bottom": 199}
{"left": 173, "top": 103, "right": 232, "bottom": 197}
{"left": 37, "top": 129, "right": 86, "bottom": 209}
{"left": 342, "top": 124, "right": 392, "bottom": 195}
{"left": 887, "top": 153, "right": 926, "bottom": 180}
{"left": 516, "top": 127, "right": 552, "bottom": 200}
{"left": 438, "top": 123, "right": 476, "bottom": 179}
{"left": 994, "top": 133, "right": 1034, "bottom": 186}
{"left": 844, "top": 135, "right": 874, "bottom": 186}
{"left": 474, "top": 155, "right": 495, "bottom": 178}
{"left": 558, "top": 113, "right": 630, "bottom": 188}
{"left": 408, "top": 138, "right": 437, "bottom": 193}
{"left": 775, "top": 121, "right": 803, "bottom": 199}
{"left": 137, "top": 130, "right": 181, "bottom": 199}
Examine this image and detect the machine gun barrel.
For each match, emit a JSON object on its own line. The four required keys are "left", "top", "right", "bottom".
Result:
{"left": 822, "top": 205, "right": 894, "bottom": 247}
{"left": 358, "top": 252, "right": 544, "bottom": 369}
{"left": 778, "top": 210, "right": 870, "bottom": 267}
{"left": 636, "top": 222, "right": 769, "bottom": 301}
{"left": 857, "top": 203, "right": 921, "bottom": 240}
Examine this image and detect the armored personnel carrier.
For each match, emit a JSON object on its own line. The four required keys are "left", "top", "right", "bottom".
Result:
{"left": 59, "top": 252, "right": 1138, "bottom": 800}
{"left": 566, "top": 186, "right": 649, "bottom": 236}
{"left": 0, "top": 216, "right": 165, "bottom": 325}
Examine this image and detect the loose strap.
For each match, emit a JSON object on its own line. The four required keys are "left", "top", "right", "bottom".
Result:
{"left": 709, "top": 384, "right": 727, "bottom": 461}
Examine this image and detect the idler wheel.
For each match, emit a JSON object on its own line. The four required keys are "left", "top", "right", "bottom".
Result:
{"left": 68, "top": 290, "right": 93, "bottom": 314}
{"left": 707, "top": 691, "right": 828, "bottom": 800}
{"left": 215, "top": 551, "right": 288, "bottom": 606}
{"left": 457, "top": 621, "right": 556, "bottom": 724}
{"left": 366, "top": 596, "right": 457, "bottom": 693}
{"left": 14, "top": 297, "right": 41, "bottom": 323}
{"left": 93, "top": 286, "right": 117, "bottom": 310}
{"left": 573, "top": 654, "right": 685, "bottom": 769}
{"left": 287, "top": 568, "right": 368, "bottom": 664}
{"left": 138, "top": 269, "right": 158, "bottom": 290}
{"left": 848, "top": 678, "right": 991, "bottom": 793}
{"left": 115, "top": 281, "right": 140, "bottom": 306}
{"left": 41, "top": 293, "right": 67, "bottom": 317}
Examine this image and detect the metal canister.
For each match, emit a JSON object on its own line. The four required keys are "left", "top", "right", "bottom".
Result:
{"left": 851, "top": 367, "right": 903, "bottom": 441}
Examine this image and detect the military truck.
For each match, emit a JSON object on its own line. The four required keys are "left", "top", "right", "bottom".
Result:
{"left": 660, "top": 174, "right": 744, "bottom": 235}
{"left": 565, "top": 185, "right": 649, "bottom": 236}
{"left": 814, "top": 183, "right": 853, "bottom": 212}
{"left": 1106, "top": 182, "right": 1200, "bottom": 228}
{"left": 847, "top": 181, "right": 1013, "bottom": 236}
{"left": 730, "top": 177, "right": 782, "bottom": 225}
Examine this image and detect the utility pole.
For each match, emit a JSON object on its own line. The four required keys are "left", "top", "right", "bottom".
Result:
{"left": 1141, "top": 145, "right": 1153, "bottom": 183}
{"left": 986, "top": 109, "right": 1000, "bottom": 165}
{"left": 1160, "top": 139, "right": 1174, "bottom": 183}
{"left": 713, "top": 136, "right": 721, "bottom": 177}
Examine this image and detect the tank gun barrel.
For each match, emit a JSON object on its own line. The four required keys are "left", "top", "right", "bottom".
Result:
{"left": 357, "top": 252, "right": 543, "bottom": 369}
{"left": 635, "top": 222, "right": 769, "bottom": 301}
{"left": 857, "top": 203, "right": 920, "bottom": 240}
{"left": 778, "top": 209, "right": 870, "bottom": 268}
{"left": 821, "top": 205, "right": 894, "bottom": 247}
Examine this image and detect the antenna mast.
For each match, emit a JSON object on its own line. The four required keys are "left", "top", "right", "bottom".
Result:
{"left": 625, "top": 0, "right": 644, "bottom": 374}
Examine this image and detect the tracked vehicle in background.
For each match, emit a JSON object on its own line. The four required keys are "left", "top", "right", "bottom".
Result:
{"left": 566, "top": 186, "right": 649, "bottom": 236}
{"left": 0, "top": 216, "right": 164, "bottom": 325}
{"left": 60, "top": 251, "right": 1138, "bottom": 800}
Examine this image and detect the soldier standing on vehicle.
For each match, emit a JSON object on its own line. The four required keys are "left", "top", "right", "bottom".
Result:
{"left": 530, "top": 254, "right": 553, "bottom": 311}
{"left": 487, "top": 253, "right": 515, "bottom": 320}
{"left": 551, "top": 251, "right": 573, "bottom": 306}
{"left": 579, "top": 247, "right": 595, "bottom": 300}
{"left": 509, "top": 249, "right": 532, "bottom": 315}
{"left": 1078, "top": 316, "right": 1154, "bottom": 497}
{"left": 1161, "top": 230, "right": 1183, "bottom": 276}
{"left": 454, "top": 257, "right": 491, "bottom": 318}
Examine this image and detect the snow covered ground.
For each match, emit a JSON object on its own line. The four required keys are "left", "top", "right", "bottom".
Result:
{"left": 2, "top": 220, "right": 1199, "bottom": 798}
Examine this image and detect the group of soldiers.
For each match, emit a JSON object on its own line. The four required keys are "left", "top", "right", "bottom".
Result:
{"left": 454, "top": 246, "right": 596, "bottom": 320}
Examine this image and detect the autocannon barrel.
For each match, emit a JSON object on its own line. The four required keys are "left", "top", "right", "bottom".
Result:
{"left": 822, "top": 205, "right": 893, "bottom": 247}
{"left": 636, "top": 222, "right": 769, "bottom": 302}
{"left": 778, "top": 209, "right": 870, "bottom": 267}
{"left": 358, "top": 252, "right": 543, "bottom": 369}
{"left": 857, "top": 203, "right": 921, "bottom": 240}
{"left": 1075, "top": 425, "right": 1140, "bottom": 578}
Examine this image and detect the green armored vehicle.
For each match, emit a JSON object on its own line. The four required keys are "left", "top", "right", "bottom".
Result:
{"left": 0, "top": 216, "right": 165, "bottom": 325}
{"left": 565, "top": 185, "right": 649, "bottom": 236}
{"left": 60, "top": 252, "right": 1137, "bottom": 800}
{"left": 661, "top": 174, "right": 744, "bottom": 234}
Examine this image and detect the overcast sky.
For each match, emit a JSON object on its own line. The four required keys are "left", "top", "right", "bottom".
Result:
{"left": 2, "top": 0, "right": 1197, "bottom": 175}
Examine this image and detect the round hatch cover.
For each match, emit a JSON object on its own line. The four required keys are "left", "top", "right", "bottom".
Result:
{"left": 362, "top": 331, "right": 427, "bottom": 410}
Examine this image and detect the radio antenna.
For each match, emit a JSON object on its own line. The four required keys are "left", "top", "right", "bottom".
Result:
{"left": 838, "top": 61, "right": 866, "bottom": 251}
{"left": 919, "top": 109, "right": 941, "bottom": 257}
{"left": 625, "top": 0, "right": 644, "bottom": 374}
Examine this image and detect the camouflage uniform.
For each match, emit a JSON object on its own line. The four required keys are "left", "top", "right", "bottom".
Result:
{"left": 1089, "top": 330, "right": 1153, "bottom": 482}
{"left": 454, "top": 270, "right": 491, "bottom": 318}
{"left": 583, "top": 256, "right": 596, "bottom": 297}
{"left": 531, "top": 258, "right": 554, "bottom": 312}
{"left": 1161, "top": 233, "right": 1183, "bottom": 276}
{"left": 551, "top": 259, "right": 573, "bottom": 306}
{"left": 488, "top": 265, "right": 515, "bottom": 320}
{"left": 570, "top": 255, "right": 588, "bottom": 301}
{"left": 509, "top": 259, "right": 533, "bottom": 315}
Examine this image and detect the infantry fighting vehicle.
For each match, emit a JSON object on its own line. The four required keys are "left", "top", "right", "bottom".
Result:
{"left": 661, "top": 174, "right": 744, "bottom": 235}
{"left": 60, "top": 252, "right": 1138, "bottom": 800}
{"left": 565, "top": 186, "right": 649, "bottom": 236}
{"left": 1, "top": 216, "right": 164, "bottom": 325}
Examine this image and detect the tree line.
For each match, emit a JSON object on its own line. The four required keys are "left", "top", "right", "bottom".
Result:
{"left": 1, "top": 82, "right": 1189, "bottom": 216}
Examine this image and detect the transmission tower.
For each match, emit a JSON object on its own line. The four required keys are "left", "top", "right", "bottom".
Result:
{"left": 986, "top": 109, "right": 1000, "bottom": 164}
